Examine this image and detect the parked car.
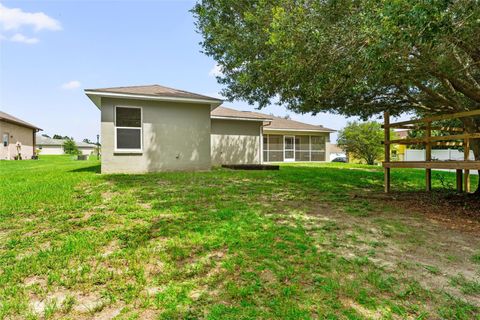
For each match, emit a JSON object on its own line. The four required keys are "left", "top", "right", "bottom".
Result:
{"left": 331, "top": 157, "right": 347, "bottom": 163}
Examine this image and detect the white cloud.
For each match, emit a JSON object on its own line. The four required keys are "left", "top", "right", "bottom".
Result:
{"left": 0, "top": 3, "right": 61, "bottom": 32}
{"left": 61, "top": 80, "right": 81, "bottom": 90}
{"left": 209, "top": 64, "right": 223, "bottom": 77}
{"left": 10, "top": 33, "right": 38, "bottom": 44}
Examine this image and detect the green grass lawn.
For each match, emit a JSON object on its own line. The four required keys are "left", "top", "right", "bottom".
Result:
{"left": 0, "top": 156, "right": 479, "bottom": 319}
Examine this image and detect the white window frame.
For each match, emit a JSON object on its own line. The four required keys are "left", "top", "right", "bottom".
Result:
{"left": 114, "top": 105, "right": 143, "bottom": 153}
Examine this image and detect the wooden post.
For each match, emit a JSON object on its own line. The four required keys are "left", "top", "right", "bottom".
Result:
{"left": 384, "top": 112, "right": 391, "bottom": 193}
{"left": 464, "top": 138, "right": 470, "bottom": 192}
{"left": 456, "top": 169, "right": 463, "bottom": 193}
{"left": 425, "top": 121, "right": 432, "bottom": 191}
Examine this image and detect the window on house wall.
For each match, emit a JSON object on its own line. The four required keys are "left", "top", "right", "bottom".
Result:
{"left": 311, "top": 135, "right": 326, "bottom": 161}
{"left": 115, "top": 106, "right": 142, "bottom": 151}
{"left": 3, "top": 133, "right": 8, "bottom": 147}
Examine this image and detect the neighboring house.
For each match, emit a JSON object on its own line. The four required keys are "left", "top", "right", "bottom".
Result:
{"left": 85, "top": 84, "right": 336, "bottom": 174}
{"left": 36, "top": 135, "right": 96, "bottom": 155}
{"left": 393, "top": 129, "right": 409, "bottom": 161}
{"left": 326, "top": 143, "right": 346, "bottom": 161}
{"left": 0, "top": 111, "right": 42, "bottom": 160}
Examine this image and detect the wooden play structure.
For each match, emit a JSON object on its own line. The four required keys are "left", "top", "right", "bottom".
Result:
{"left": 382, "top": 110, "right": 480, "bottom": 193}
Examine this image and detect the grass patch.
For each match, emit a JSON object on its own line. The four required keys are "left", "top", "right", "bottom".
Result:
{"left": 0, "top": 156, "right": 478, "bottom": 319}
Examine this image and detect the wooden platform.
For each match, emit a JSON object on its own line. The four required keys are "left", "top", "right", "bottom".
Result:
{"left": 221, "top": 164, "right": 280, "bottom": 170}
{"left": 382, "top": 109, "right": 480, "bottom": 193}
{"left": 383, "top": 161, "right": 480, "bottom": 170}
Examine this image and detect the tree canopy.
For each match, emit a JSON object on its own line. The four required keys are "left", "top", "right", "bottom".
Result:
{"left": 193, "top": 0, "right": 480, "bottom": 118}
{"left": 193, "top": 0, "right": 480, "bottom": 192}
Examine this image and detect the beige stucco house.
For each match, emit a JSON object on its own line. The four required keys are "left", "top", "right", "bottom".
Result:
{"left": 0, "top": 111, "right": 42, "bottom": 160}
{"left": 36, "top": 135, "right": 96, "bottom": 156}
{"left": 85, "top": 85, "right": 335, "bottom": 174}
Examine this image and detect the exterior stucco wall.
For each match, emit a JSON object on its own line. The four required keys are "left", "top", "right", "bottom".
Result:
{"left": 326, "top": 143, "right": 346, "bottom": 162}
{"left": 211, "top": 119, "right": 262, "bottom": 165}
{"left": 100, "top": 97, "right": 211, "bottom": 173}
{"left": 0, "top": 120, "right": 34, "bottom": 160}
{"left": 38, "top": 145, "right": 94, "bottom": 155}
{"left": 78, "top": 147, "right": 95, "bottom": 155}
{"left": 38, "top": 145, "right": 64, "bottom": 155}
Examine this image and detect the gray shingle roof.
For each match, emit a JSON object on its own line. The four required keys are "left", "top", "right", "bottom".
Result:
{"left": 36, "top": 135, "right": 96, "bottom": 148}
{"left": 211, "top": 106, "right": 335, "bottom": 132}
{"left": 0, "top": 110, "right": 41, "bottom": 130}
{"left": 265, "top": 115, "right": 335, "bottom": 132}
{"left": 211, "top": 106, "right": 272, "bottom": 121}
{"left": 85, "top": 84, "right": 222, "bottom": 102}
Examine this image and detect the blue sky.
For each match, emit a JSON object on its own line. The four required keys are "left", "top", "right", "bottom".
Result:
{"left": 1, "top": 0, "right": 369, "bottom": 142}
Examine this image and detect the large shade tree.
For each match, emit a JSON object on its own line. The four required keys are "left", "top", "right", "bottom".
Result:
{"left": 193, "top": 0, "right": 480, "bottom": 193}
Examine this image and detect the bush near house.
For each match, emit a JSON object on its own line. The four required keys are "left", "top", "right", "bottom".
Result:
{"left": 62, "top": 139, "right": 80, "bottom": 155}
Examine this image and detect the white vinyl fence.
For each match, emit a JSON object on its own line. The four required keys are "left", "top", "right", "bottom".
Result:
{"left": 405, "top": 149, "right": 475, "bottom": 161}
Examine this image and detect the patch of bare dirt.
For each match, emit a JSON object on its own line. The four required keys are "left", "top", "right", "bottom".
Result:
{"left": 93, "top": 303, "right": 124, "bottom": 320}
{"left": 340, "top": 298, "right": 385, "bottom": 320}
{"left": 29, "top": 288, "right": 105, "bottom": 316}
{"left": 356, "top": 191, "right": 480, "bottom": 233}
{"left": 285, "top": 196, "right": 480, "bottom": 307}
{"left": 100, "top": 240, "right": 121, "bottom": 258}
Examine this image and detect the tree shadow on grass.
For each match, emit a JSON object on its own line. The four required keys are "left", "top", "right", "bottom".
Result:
{"left": 69, "top": 164, "right": 101, "bottom": 173}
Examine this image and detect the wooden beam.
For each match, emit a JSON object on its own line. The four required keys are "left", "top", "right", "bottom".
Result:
{"left": 456, "top": 169, "right": 463, "bottom": 193}
{"left": 384, "top": 112, "right": 391, "bottom": 193}
{"left": 382, "top": 160, "right": 480, "bottom": 170}
{"left": 425, "top": 122, "right": 432, "bottom": 192}
{"left": 388, "top": 109, "right": 480, "bottom": 127}
{"left": 383, "top": 124, "right": 464, "bottom": 132}
{"left": 386, "top": 132, "right": 480, "bottom": 145}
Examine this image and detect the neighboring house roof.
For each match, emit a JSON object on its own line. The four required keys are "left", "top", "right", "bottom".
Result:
{"left": 265, "top": 115, "right": 335, "bottom": 132}
{"left": 85, "top": 84, "right": 223, "bottom": 109}
{"left": 211, "top": 106, "right": 335, "bottom": 132}
{"left": 264, "top": 114, "right": 335, "bottom": 133}
{"left": 0, "top": 110, "right": 42, "bottom": 131}
{"left": 36, "top": 135, "right": 96, "bottom": 148}
{"left": 211, "top": 106, "right": 272, "bottom": 122}
{"left": 395, "top": 129, "right": 409, "bottom": 139}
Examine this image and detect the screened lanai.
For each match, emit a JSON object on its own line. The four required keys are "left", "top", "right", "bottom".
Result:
{"left": 262, "top": 134, "right": 327, "bottom": 162}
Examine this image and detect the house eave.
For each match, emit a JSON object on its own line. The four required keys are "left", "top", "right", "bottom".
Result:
{"left": 263, "top": 128, "right": 336, "bottom": 133}
{"left": 211, "top": 115, "right": 272, "bottom": 122}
